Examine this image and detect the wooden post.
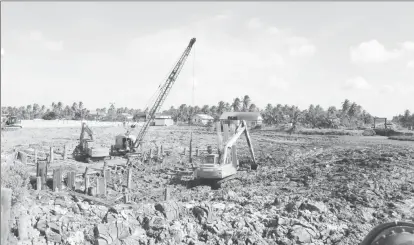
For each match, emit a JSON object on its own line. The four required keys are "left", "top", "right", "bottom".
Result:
{"left": 160, "top": 145, "right": 164, "bottom": 156}
{"left": 37, "top": 161, "right": 47, "bottom": 190}
{"left": 183, "top": 148, "right": 186, "bottom": 156}
{"left": 84, "top": 176, "right": 90, "bottom": 194}
{"left": 88, "top": 187, "right": 96, "bottom": 197}
{"left": 127, "top": 169, "right": 132, "bottom": 189}
{"left": 164, "top": 187, "right": 170, "bottom": 201}
{"left": 1, "top": 188, "right": 12, "bottom": 245}
{"left": 17, "top": 151, "right": 27, "bottom": 164}
{"left": 18, "top": 213, "right": 30, "bottom": 241}
{"left": 105, "top": 170, "right": 111, "bottom": 182}
{"left": 196, "top": 148, "right": 199, "bottom": 157}
{"left": 49, "top": 147, "right": 54, "bottom": 164}
{"left": 67, "top": 172, "right": 75, "bottom": 190}
{"left": 124, "top": 194, "right": 130, "bottom": 204}
{"left": 36, "top": 177, "right": 42, "bottom": 191}
{"left": 63, "top": 145, "right": 68, "bottom": 160}
{"left": 96, "top": 178, "right": 106, "bottom": 196}
{"left": 53, "top": 169, "right": 59, "bottom": 192}
{"left": 34, "top": 149, "right": 38, "bottom": 164}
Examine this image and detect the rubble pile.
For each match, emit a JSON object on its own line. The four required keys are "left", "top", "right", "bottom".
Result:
{"left": 2, "top": 127, "right": 414, "bottom": 245}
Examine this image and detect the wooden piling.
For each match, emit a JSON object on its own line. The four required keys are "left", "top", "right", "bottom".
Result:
{"left": 183, "top": 148, "right": 186, "bottom": 155}
{"left": 124, "top": 194, "right": 130, "bottom": 204}
{"left": 196, "top": 148, "right": 199, "bottom": 157}
{"left": 67, "top": 171, "right": 75, "bottom": 190}
{"left": 84, "top": 176, "right": 90, "bottom": 194}
{"left": 96, "top": 177, "right": 106, "bottom": 196}
{"left": 34, "top": 149, "right": 38, "bottom": 164}
{"left": 49, "top": 147, "right": 54, "bottom": 164}
{"left": 53, "top": 169, "right": 60, "bottom": 192}
{"left": 18, "top": 213, "right": 30, "bottom": 241}
{"left": 149, "top": 149, "right": 153, "bottom": 161}
{"left": 160, "top": 145, "right": 164, "bottom": 156}
{"left": 37, "top": 161, "right": 47, "bottom": 190}
{"left": 164, "top": 187, "right": 170, "bottom": 201}
{"left": 63, "top": 145, "right": 68, "bottom": 160}
{"left": 127, "top": 169, "right": 132, "bottom": 189}
{"left": 36, "top": 177, "right": 42, "bottom": 191}
{"left": 1, "top": 188, "right": 12, "bottom": 245}
{"left": 18, "top": 151, "right": 27, "bottom": 164}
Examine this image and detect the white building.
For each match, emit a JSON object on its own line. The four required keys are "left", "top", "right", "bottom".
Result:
{"left": 193, "top": 114, "right": 214, "bottom": 125}
{"left": 154, "top": 114, "right": 174, "bottom": 126}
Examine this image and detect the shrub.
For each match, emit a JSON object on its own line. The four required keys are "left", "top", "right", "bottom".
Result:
{"left": 388, "top": 136, "right": 414, "bottom": 141}
{"left": 42, "top": 111, "right": 58, "bottom": 120}
{"left": 373, "top": 128, "right": 404, "bottom": 137}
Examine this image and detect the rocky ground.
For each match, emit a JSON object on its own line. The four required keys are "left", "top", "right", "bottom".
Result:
{"left": 1, "top": 125, "right": 414, "bottom": 245}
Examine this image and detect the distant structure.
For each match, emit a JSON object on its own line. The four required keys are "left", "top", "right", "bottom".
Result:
{"left": 154, "top": 114, "right": 174, "bottom": 126}
{"left": 219, "top": 112, "right": 263, "bottom": 128}
{"left": 193, "top": 114, "right": 214, "bottom": 125}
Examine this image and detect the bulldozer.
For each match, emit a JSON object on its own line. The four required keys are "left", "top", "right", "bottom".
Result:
{"left": 73, "top": 122, "right": 110, "bottom": 163}
{"left": 193, "top": 114, "right": 258, "bottom": 189}
{"left": 1, "top": 114, "right": 22, "bottom": 131}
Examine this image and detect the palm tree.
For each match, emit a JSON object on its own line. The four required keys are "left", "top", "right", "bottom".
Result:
{"left": 32, "top": 103, "right": 40, "bottom": 119}
{"left": 327, "top": 106, "right": 337, "bottom": 118}
{"left": 242, "top": 95, "right": 251, "bottom": 112}
{"left": 26, "top": 105, "right": 32, "bottom": 119}
{"left": 57, "top": 102, "right": 63, "bottom": 117}
{"left": 201, "top": 105, "right": 210, "bottom": 114}
{"left": 249, "top": 104, "right": 257, "bottom": 112}
{"left": 232, "top": 98, "right": 241, "bottom": 112}
{"left": 217, "top": 101, "right": 225, "bottom": 115}
{"left": 342, "top": 99, "right": 351, "bottom": 116}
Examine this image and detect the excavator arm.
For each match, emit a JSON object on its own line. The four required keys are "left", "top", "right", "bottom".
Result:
{"left": 220, "top": 120, "right": 257, "bottom": 168}
{"left": 80, "top": 122, "right": 94, "bottom": 141}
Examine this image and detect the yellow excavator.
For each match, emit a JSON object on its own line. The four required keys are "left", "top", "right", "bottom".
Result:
{"left": 74, "top": 122, "right": 110, "bottom": 163}
{"left": 193, "top": 114, "right": 258, "bottom": 189}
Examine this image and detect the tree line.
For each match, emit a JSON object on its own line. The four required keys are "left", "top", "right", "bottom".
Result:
{"left": 1, "top": 96, "right": 412, "bottom": 129}
{"left": 392, "top": 110, "right": 414, "bottom": 129}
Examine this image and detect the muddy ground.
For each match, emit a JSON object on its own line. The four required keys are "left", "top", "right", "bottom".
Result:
{"left": 1, "top": 125, "right": 414, "bottom": 245}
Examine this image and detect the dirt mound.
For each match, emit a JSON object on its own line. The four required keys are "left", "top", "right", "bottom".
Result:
{"left": 362, "top": 129, "right": 376, "bottom": 136}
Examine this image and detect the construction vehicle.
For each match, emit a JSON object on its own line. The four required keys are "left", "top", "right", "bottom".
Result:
{"left": 111, "top": 37, "right": 196, "bottom": 156}
{"left": 1, "top": 114, "right": 23, "bottom": 131}
{"left": 360, "top": 220, "right": 414, "bottom": 245}
{"left": 73, "top": 122, "right": 110, "bottom": 163}
{"left": 192, "top": 114, "right": 259, "bottom": 189}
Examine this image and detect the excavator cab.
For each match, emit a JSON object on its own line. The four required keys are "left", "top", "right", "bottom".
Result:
{"left": 205, "top": 154, "right": 220, "bottom": 164}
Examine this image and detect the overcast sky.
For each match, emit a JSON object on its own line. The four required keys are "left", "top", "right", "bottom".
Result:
{"left": 1, "top": 2, "right": 413, "bottom": 118}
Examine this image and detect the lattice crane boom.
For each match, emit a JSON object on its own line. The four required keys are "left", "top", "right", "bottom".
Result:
{"left": 132, "top": 38, "right": 196, "bottom": 149}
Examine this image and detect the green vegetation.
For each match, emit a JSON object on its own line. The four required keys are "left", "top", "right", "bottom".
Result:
{"left": 388, "top": 135, "right": 414, "bottom": 141}
{"left": 2, "top": 97, "right": 413, "bottom": 134}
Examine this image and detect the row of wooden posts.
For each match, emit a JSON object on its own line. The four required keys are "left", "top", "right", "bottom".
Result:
{"left": 17, "top": 145, "right": 69, "bottom": 165}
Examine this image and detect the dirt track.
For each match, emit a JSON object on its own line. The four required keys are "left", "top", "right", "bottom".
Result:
{"left": 1, "top": 125, "right": 414, "bottom": 245}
